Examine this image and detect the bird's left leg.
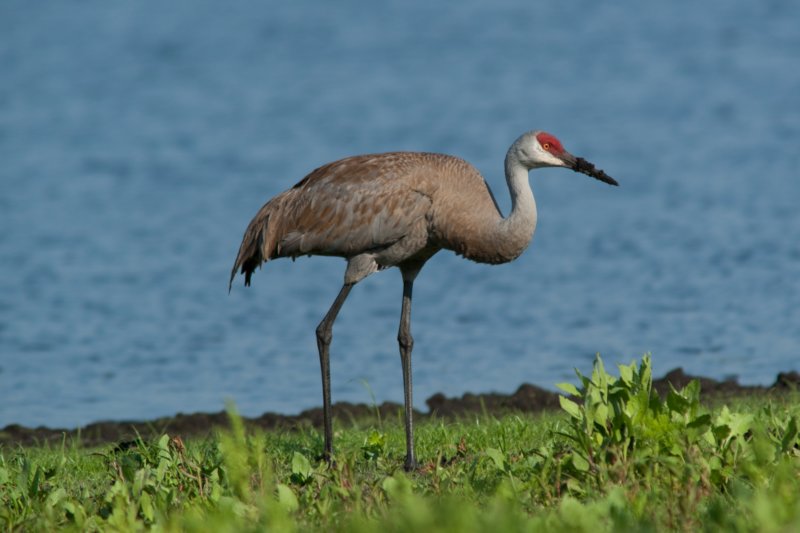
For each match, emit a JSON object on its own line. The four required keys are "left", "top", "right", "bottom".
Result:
{"left": 316, "top": 282, "right": 353, "bottom": 464}
{"left": 398, "top": 268, "right": 419, "bottom": 471}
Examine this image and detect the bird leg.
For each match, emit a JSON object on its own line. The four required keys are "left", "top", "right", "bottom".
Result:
{"left": 315, "top": 282, "right": 353, "bottom": 463}
{"left": 398, "top": 277, "right": 417, "bottom": 471}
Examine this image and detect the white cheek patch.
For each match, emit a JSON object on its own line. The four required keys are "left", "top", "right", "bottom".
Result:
{"left": 534, "top": 145, "right": 565, "bottom": 167}
{"left": 543, "top": 151, "right": 565, "bottom": 166}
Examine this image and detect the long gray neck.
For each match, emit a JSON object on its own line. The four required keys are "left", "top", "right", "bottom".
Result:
{"left": 443, "top": 148, "right": 539, "bottom": 265}
{"left": 491, "top": 151, "right": 538, "bottom": 261}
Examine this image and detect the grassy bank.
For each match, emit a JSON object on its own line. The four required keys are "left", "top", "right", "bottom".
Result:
{"left": 2, "top": 356, "right": 799, "bottom": 532}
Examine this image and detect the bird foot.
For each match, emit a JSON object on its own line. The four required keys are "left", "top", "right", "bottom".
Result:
{"left": 319, "top": 451, "right": 337, "bottom": 469}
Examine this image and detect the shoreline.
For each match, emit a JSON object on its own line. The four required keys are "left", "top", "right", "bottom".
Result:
{"left": 2, "top": 367, "right": 798, "bottom": 448}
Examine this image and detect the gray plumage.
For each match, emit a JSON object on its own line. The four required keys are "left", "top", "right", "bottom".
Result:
{"left": 230, "top": 131, "right": 618, "bottom": 470}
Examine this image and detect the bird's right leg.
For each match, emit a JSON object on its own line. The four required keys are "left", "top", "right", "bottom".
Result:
{"left": 397, "top": 267, "right": 421, "bottom": 472}
{"left": 315, "top": 283, "right": 353, "bottom": 463}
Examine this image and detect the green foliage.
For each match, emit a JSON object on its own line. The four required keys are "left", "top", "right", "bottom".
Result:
{"left": 552, "top": 355, "right": 800, "bottom": 530}
{"left": 361, "top": 429, "right": 387, "bottom": 461}
{"left": 1, "top": 355, "right": 799, "bottom": 531}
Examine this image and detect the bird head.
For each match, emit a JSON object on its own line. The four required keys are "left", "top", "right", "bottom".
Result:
{"left": 511, "top": 131, "right": 618, "bottom": 186}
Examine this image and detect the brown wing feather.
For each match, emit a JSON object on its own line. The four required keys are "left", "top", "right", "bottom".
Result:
{"left": 228, "top": 192, "right": 292, "bottom": 289}
{"left": 229, "top": 152, "right": 447, "bottom": 289}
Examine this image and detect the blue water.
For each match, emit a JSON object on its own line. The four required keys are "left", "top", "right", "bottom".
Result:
{"left": 1, "top": 1, "right": 799, "bottom": 428}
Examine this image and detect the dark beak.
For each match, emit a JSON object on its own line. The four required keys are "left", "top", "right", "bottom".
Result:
{"left": 561, "top": 152, "right": 618, "bottom": 186}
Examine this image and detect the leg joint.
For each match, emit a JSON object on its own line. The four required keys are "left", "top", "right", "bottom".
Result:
{"left": 316, "top": 322, "right": 332, "bottom": 345}
{"left": 397, "top": 331, "right": 414, "bottom": 351}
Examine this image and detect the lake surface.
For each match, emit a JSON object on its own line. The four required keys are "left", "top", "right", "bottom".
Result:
{"left": 1, "top": 0, "right": 798, "bottom": 428}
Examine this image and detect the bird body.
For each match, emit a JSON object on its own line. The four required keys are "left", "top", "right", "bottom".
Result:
{"left": 230, "top": 131, "right": 618, "bottom": 470}
{"left": 231, "top": 151, "right": 537, "bottom": 287}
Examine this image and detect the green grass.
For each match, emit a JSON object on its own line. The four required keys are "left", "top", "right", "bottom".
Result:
{"left": 2, "top": 355, "right": 799, "bottom": 532}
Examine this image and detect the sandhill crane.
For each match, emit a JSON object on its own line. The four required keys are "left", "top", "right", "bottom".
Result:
{"left": 230, "top": 130, "right": 618, "bottom": 471}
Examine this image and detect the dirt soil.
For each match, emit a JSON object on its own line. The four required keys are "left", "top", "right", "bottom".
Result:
{"left": 2, "top": 368, "right": 798, "bottom": 448}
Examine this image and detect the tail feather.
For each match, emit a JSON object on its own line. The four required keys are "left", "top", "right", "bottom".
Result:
{"left": 229, "top": 198, "right": 285, "bottom": 291}
{"left": 228, "top": 221, "right": 264, "bottom": 291}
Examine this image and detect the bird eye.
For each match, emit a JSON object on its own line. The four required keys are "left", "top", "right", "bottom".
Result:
{"left": 542, "top": 143, "right": 550, "bottom": 150}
